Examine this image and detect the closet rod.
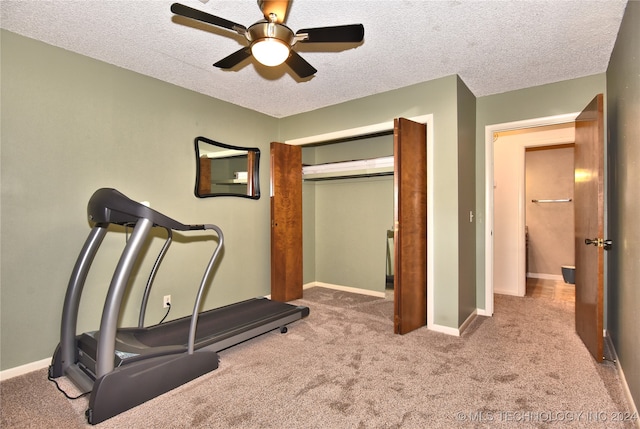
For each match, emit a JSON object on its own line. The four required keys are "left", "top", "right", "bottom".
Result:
{"left": 531, "top": 198, "right": 572, "bottom": 203}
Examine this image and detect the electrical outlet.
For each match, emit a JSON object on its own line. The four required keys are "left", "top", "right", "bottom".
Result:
{"left": 163, "top": 295, "right": 171, "bottom": 308}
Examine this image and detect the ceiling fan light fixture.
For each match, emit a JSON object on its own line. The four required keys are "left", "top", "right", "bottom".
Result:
{"left": 251, "top": 38, "right": 290, "bottom": 66}
{"left": 247, "top": 21, "right": 294, "bottom": 67}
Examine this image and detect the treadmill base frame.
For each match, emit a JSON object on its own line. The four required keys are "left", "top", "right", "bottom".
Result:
{"left": 87, "top": 350, "right": 219, "bottom": 425}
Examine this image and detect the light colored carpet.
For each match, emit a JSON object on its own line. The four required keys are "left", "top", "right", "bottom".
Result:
{"left": 1, "top": 286, "right": 636, "bottom": 428}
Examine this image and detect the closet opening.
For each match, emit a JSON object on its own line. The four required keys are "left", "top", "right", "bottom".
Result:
{"left": 301, "top": 132, "right": 395, "bottom": 298}
{"left": 282, "top": 113, "right": 433, "bottom": 332}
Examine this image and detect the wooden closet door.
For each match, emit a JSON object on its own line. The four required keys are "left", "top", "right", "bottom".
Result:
{"left": 394, "top": 118, "right": 427, "bottom": 334}
{"left": 270, "top": 142, "right": 303, "bottom": 301}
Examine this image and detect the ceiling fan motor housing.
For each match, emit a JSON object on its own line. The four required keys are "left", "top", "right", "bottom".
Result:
{"left": 247, "top": 21, "right": 294, "bottom": 46}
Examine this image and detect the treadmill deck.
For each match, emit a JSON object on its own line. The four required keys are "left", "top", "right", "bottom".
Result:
{"left": 77, "top": 298, "right": 309, "bottom": 376}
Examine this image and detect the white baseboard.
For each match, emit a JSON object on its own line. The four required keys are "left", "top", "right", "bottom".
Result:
{"left": 527, "top": 273, "right": 564, "bottom": 281}
{"left": 429, "top": 310, "right": 477, "bottom": 337}
{"left": 304, "top": 281, "right": 386, "bottom": 298}
{"left": 494, "top": 289, "right": 522, "bottom": 297}
{"left": 458, "top": 310, "right": 478, "bottom": 335}
{"left": 0, "top": 357, "right": 50, "bottom": 381}
{"left": 605, "top": 331, "right": 640, "bottom": 427}
{"left": 428, "top": 323, "right": 460, "bottom": 336}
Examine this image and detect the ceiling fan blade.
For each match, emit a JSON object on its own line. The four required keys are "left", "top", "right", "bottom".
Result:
{"left": 285, "top": 51, "right": 317, "bottom": 78}
{"left": 213, "top": 47, "right": 252, "bottom": 69}
{"left": 257, "top": 0, "right": 291, "bottom": 24}
{"left": 296, "top": 24, "right": 364, "bottom": 43}
{"left": 171, "top": 3, "right": 247, "bottom": 34}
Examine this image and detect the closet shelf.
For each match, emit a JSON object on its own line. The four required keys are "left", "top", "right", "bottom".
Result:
{"left": 302, "top": 156, "right": 394, "bottom": 181}
{"left": 213, "top": 179, "right": 247, "bottom": 185}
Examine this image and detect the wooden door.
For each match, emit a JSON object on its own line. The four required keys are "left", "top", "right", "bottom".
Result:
{"left": 270, "top": 142, "right": 303, "bottom": 302}
{"left": 574, "top": 94, "right": 605, "bottom": 362}
{"left": 393, "top": 118, "right": 427, "bottom": 334}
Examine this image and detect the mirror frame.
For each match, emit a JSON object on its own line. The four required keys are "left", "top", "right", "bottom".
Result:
{"left": 194, "top": 136, "right": 261, "bottom": 199}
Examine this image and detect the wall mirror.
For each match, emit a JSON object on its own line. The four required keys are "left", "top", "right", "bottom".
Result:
{"left": 194, "top": 136, "right": 260, "bottom": 199}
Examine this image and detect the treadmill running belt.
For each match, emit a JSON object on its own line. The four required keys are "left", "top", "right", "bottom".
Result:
{"left": 131, "top": 298, "right": 303, "bottom": 348}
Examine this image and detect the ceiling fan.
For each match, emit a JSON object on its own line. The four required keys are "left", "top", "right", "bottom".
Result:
{"left": 170, "top": 1, "right": 364, "bottom": 78}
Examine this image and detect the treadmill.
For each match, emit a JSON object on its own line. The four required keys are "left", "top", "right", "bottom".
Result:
{"left": 49, "top": 188, "right": 309, "bottom": 424}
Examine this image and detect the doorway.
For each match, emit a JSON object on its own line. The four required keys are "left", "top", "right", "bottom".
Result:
{"left": 484, "top": 113, "right": 579, "bottom": 314}
{"left": 525, "top": 144, "right": 575, "bottom": 280}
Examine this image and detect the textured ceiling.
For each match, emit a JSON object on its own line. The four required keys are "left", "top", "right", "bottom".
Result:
{"left": 0, "top": 0, "right": 628, "bottom": 118}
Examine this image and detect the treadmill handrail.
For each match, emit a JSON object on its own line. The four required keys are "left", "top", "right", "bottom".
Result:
{"left": 188, "top": 224, "right": 224, "bottom": 354}
{"left": 57, "top": 225, "right": 109, "bottom": 377}
{"left": 96, "top": 219, "right": 224, "bottom": 375}
{"left": 138, "top": 227, "right": 173, "bottom": 328}
{"left": 97, "top": 217, "right": 154, "bottom": 378}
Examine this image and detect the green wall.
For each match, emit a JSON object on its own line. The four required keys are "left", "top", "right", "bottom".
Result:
{"left": 456, "top": 77, "right": 477, "bottom": 325}
{"left": 605, "top": 0, "right": 640, "bottom": 411}
{"left": 1, "top": 30, "right": 278, "bottom": 370}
